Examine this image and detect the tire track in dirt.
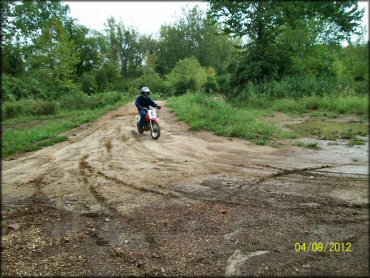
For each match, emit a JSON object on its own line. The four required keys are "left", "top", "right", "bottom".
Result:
{"left": 2, "top": 101, "right": 369, "bottom": 277}
{"left": 3, "top": 102, "right": 368, "bottom": 215}
{"left": 78, "top": 155, "right": 119, "bottom": 215}
{"left": 3, "top": 101, "right": 367, "bottom": 214}
{"left": 252, "top": 164, "right": 332, "bottom": 186}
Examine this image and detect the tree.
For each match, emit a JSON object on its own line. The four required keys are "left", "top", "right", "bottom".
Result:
{"left": 2, "top": 1, "right": 73, "bottom": 64}
{"left": 208, "top": 0, "right": 364, "bottom": 84}
{"left": 103, "top": 17, "right": 144, "bottom": 78}
{"left": 156, "top": 6, "right": 238, "bottom": 75}
{"left": 65, "top": 22, "right": 102, "bottom": 77}
{"left": 29, "top": 18, "right": 80, "bottom": 93}
{"left": 166, "top": 57, "right": 213, "bottom": 95}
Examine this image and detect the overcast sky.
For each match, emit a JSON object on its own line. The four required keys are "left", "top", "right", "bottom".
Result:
{"left": 64, "top": 1, "right": 368, "bottom": 41}
{"left": 65, "top": 1, "right": 209, "bottom": 35}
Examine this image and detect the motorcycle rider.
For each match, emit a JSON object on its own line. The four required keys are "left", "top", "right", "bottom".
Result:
{"left": 135, "top": 87, "right": 161, "bottom": 130}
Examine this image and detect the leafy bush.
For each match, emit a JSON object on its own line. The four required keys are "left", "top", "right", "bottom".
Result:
{"left": 355, "top": 80, "right": 368, "bottom": 95}
{"left": 204, "top": 67, "right": 218, "bottom": 94}
{"left": 58, "top": 91, "right": 125, "bottom": 110}
{"left": 30, "top": 100, "right": 58, "bottom": 115}
{"left": 3, "top": 101, "right": 25, "bottom": 118}
{"left": 168, "top": 92, "right": 293, "bottom": 145}
{"left": 135, "top": 68, "right": 169, "bottom": 96}
{"left": 2, "top": 75, "right": 48, "bottom": 100}
{"left": 80, "top": 72, "right": 98, "bottom": 94}
{"left": 3, "top": 99, "right": 58, "bottom": 119}
{"left": 232, "top": 76, "right": 357, "bottom": 104}
{"left": 166, "top": 57, "right": 210, "bottom": 95}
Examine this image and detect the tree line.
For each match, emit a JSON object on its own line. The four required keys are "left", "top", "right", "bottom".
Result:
{"left": 1, "top": 0, "right": 368, "bottom": 102}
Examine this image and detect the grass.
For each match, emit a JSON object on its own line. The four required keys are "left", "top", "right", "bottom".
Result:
{"left": 289, "top": 119, "right": 368, "bottom": 140}
{"left": 168, "top": 93, "right": 295, "bottom": 145}
{"left": 295, "top": 141, "right": 320, "bottom": 150}
{"left": 236, "top": 95, "right": 368, "bottom": 118}
{"left": 3, "top": 97, "right": 131, "bottom": 158}
{"left": 347, "top": 137, "right": 366, "bottom": 146}
{"left": 168, "top": 92, "right": 368, "bottom": 147}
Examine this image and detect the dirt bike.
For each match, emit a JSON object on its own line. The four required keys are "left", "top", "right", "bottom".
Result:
{"left": 136, "top": 108, "right": 161, "bottom": 140}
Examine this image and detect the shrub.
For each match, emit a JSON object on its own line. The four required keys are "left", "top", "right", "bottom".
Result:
{"left": 216, "top": 74, "right": 231, "bottom": 94}
{"left": 58, "top": 91, "right": 125, "bottom": 110}
{"left": 135, "top": 68, "right": 168, "bottom": 96}
{"left": 3, "top": 99, "right": 58, "bottom": 119}
{"left": 2, "top": 75, "right": 48, "bottom": 100}
{"left": 231, "top": 76, "right": 357, "bottom": 105}
{"left": 205, "top": 75, "right": 219, "bottom": 94}
{"left": 166, "top": 57, "right": 209, "bottom": 95}
{"left": 3, "top": 101, "right": 24, "bottom": 118}
{"left": 30, "top": 100, "right": 58, "bottom": 116}
{"left": 80, "top": 72, "right": 98, "bottom": 94}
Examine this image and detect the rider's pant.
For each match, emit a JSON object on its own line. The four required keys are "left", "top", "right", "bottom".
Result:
{"left": 139, "top": 109, "right": 147, "bottom": 127}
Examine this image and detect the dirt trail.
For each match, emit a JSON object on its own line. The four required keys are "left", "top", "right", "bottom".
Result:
{"left": 2, "top": 102, "right": 369, "bottom": 276}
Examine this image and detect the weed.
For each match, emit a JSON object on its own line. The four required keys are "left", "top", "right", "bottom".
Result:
{"left": 289, "top": 120, "right": 368, "bottom": 140}
{"left": 168, "top": 93, "right": 295, "bottom": 145}
{"left": 295, "top": 141, "right": 320, "bottom": 150}
{"left": 347, "top": 138, "right": 366, "bottom": 146}
{"left": 306, "top": 142, "right": 320, "bottom": 150}
{"left": 3, "top": 96, "right": 131, "bottom": 157}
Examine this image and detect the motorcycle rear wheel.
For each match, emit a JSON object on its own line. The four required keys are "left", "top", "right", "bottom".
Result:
{"left": 137, "top": 123, "right": 144, "bottom": 134}
{"left": 151, "top": 122, "right": 160, "bottom": 140}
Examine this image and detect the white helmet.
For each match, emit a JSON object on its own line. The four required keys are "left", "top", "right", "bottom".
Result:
{"left": 140, "top": 87, "right": 151, "bottom": 95}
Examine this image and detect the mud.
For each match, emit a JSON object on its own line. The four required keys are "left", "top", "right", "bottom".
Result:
{"left": 2, "top": 102, "right": 369, "bottom": 276}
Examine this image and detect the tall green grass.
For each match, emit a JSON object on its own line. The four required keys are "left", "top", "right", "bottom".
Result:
{"left": 237, "top": 95, "right": 368, "bottom": 117}
{"left": 168, "top": 92, "right": 368, "bottom": 146}
{"left": 231, "top": 76, "right": 367, "bottom": 100}
{"left": 3, "top": 94, "right": 131, "bottom": 157}
{"left": 2, "top": 91, "right": 128, "bottom": 119}
{"left": 168, "top": 93, "right": 294, "bottom": 145}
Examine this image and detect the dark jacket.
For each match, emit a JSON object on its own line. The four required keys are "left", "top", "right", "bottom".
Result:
{"left": 135, "top": 95, "right": 158, "bottom": 110}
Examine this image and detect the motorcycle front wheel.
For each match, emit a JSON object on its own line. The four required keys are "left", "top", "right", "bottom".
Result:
{"left": 150, "top": 122, "right": 160, "bottom": 140}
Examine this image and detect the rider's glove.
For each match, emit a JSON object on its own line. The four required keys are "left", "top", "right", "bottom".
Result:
{"left": 157, "top": 105, "right": 161, "bottom": 110}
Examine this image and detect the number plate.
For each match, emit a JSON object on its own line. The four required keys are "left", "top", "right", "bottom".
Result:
{"left": 148, "top": 110, "right": 157, "bottom": 119}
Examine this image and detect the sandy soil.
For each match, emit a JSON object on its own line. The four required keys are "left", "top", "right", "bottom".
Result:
{"left": 2, "top": 101, "right": 369, "bottom": 276}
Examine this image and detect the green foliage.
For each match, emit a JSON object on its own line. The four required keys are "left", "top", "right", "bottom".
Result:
{"left": 333, "top": 43, "right": 369, "bottom": 83}
{"left": 3, "top": 94, "right": 131, "bottom": 157}
{"left": 289, "top": 119, "right": 368, "bottom": 140}
{"left": 134, "top": 68, "right": 169, "bottom": 96}
{"left": 209, "top": 1, "right": 364, "bottom": 85}
{"left": 157, "top": 6, "right": 239, "bottom": 75}
{"left": 80, "top": 72, "right": 98, "bottom": 94}
{"left": 168, "top": 93, "right": 294, "bottom": 144}
{"left": 239, "top": 95, "right": 368, "bottom": 117}
{"left": 58, "top": 91, "right": 125, "bottom": 110}
{"left": 3, "top": 99, "right": 58, "bottom": 119}
{"left": 205, "top": 75, "right": 219, "bottom": 94}
{"left": 3, "top": 109, "right": 103, "bottom": 157}
{"left": 347, "top": 137, "right": 366, "bottom": 146}
{"left": 2, "top": 75, "right": 49, "bottom": 101}
{"left": 2, "top": 91, "right": 128, "bottom": 120}
{"left": 1, "top": 49, "right": 25, "bottom": 75}
{"left": 103, "top": 17, "right": 146, "bottom": 78}
{"left": 2, "top": 0, "right": 367, "bottom": 132}
{"left": 231, "top": 76, "right": 358, "bottom": 103}
{"left": 295, "top": 141, "right": 321, "bottom": 150}
{"left": 166, "top": 57, "right": 216, "bottom": 95}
